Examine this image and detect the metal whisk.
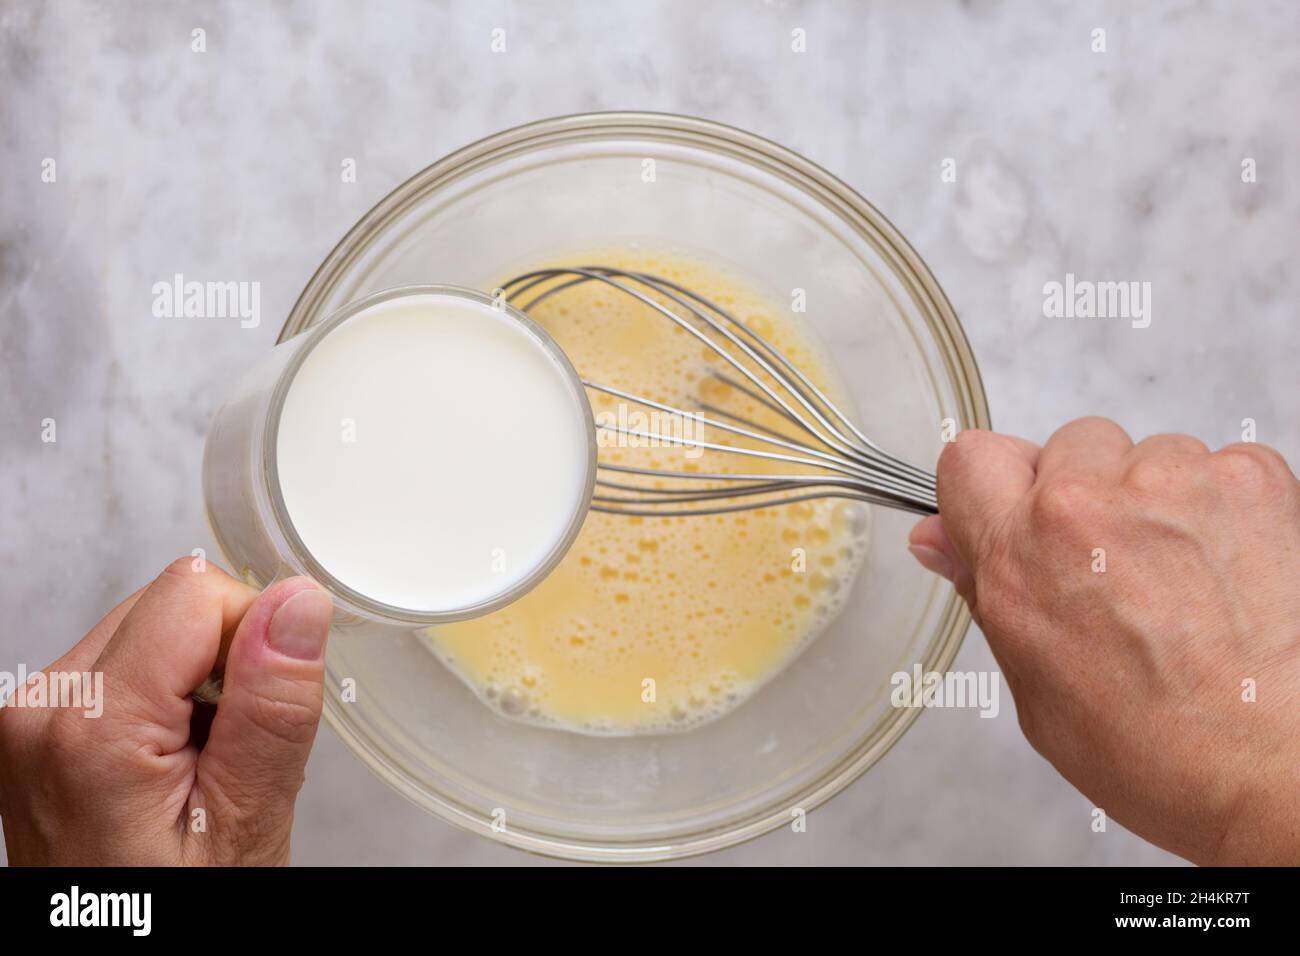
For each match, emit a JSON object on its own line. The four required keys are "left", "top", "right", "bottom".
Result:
{"left": 501, "top": 266, "right": 939, "bottom": 518}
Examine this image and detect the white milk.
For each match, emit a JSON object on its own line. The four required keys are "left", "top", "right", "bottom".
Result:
{"left": 274, "top": 291, "right": 592, "bottom": 614}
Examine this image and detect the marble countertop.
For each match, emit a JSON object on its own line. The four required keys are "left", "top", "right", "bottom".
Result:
{"left": 2, "top": 0, "right": 1296, "bottom": 865}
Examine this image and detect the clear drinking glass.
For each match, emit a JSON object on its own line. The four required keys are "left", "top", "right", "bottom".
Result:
{"left": 202, "top": 283, "right": 596, "bottom": 626}
{"left": 273, "top": 112, "right": 990, "bottom": 861}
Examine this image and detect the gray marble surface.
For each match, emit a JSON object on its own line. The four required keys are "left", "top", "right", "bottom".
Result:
{"left": 2, "top": 0, "right": 1296, "bottom": 865}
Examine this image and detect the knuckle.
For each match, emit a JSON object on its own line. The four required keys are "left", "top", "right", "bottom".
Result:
{"left": 937, "top": 430, "right": 1007, "bottom": 500}
{"left": 1134, "top": 433, "right": 1208, "bottom": 457}
{"left": 1029, "top": 479, "right": 1098, "bottom": 535}
{"left": 1058, "top": 415, "right": 1128, "bottom": 444}
{"left": 1215, "top": 444, "right": 1293, "bottom": 488}
{"left": 151, "top": 557, "right": 241, "bottom": 618}
{"left": 158, "top": 554, "right": 232, "bottom": 593}
{"left": 1123, "top": 455, "right": 1184, "bottom": 496}
{"left": 161, "top": 554, "right": 203, "bottom": 581}
{"left": 152, "top": 557, "right": 211, "bottom": 605}
{"left": 939, "top": 428, "right": 996, "bottom": 473}
{"left": 1072, "top": 414, "right": 1119, "bottom": 431}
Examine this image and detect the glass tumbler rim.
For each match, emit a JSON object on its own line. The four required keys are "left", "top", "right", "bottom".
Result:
{"left": 264, "top": 283, "right": 598, "bottom": 625}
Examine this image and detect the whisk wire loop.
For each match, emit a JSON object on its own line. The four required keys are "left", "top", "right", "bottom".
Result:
{"left": 500, "top": 267, "right": 939, "bottom": 518}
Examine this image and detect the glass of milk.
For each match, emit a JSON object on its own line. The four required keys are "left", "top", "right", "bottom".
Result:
{"left": 202, "top": 285, "right": 596, "bottom": 625}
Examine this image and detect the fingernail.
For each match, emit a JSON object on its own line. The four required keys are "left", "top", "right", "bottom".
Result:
{"left": 266, "top": 587, "right": 333, "bottom": 660}
{"left": 908, "top": 544, "right": 954, "bottom": 582}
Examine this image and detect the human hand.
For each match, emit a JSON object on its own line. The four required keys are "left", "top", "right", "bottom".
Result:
{"left": 0, "top": 559, "right": 333, "bottom": 865}
{"left": 909, "top": 418, "right": 1300, "bottom": 865}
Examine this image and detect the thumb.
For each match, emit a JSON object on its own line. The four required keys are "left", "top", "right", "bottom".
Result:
{"left": 908, "top": 513, "right": 976, "bottom": 606}
{"left": 909, "top": 430, "right": 1038, "bottom": 605}
{"left": 195, "top": 577, "right": 332, "bottom": 861}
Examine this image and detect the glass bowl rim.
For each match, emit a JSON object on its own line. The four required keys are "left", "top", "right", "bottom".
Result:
{"left": 280, "top": 110, "right": 990, "bottom": 862}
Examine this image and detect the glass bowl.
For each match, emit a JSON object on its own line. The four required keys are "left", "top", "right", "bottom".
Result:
{"left": 278, "top": 112, "right": 989, "bottom": 861}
